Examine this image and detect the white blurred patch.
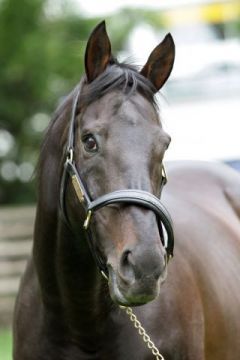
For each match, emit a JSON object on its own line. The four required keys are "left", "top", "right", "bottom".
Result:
{"left": 0, "top": 130, "right": 14, "bottom": 157}
{"left": 30, "top": 113, "right": 50, "bottom": 133}
{"left": 17, "top": 162, "right": 34, "bottom": 182}
{"left": 0, "top": 161, "right": 18, "bottom": 181}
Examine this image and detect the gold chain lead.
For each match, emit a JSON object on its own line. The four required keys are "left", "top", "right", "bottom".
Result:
{"left": 120, "top": 306, "right": 165, "bottom": 360}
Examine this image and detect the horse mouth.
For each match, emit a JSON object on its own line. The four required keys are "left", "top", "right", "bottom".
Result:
{"left": 107, "top": 267, "right": 163, "bottom": 306}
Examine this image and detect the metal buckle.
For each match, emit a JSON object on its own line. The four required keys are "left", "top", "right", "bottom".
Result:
{"left": 83, "top": 210, "right": 92, "bottom": 230}
{"left": 71, "top": 175, "right": 85, "bottom": 203}
{"left": 66, "top": 148, "right": 73, "bottom": 164}
{"left": 101, "top": 270, "right": 108, "bottom": 280}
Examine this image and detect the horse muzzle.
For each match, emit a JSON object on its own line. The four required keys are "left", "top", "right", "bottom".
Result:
{"left": 108, "top": 252, "right": 167, "bottom": 306}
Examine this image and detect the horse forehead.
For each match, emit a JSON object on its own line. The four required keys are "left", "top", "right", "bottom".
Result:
{"left": 82, "top": 91, "right": 158, "bottom": 126}
{"left": 119, "top": 96, "right": 158, "bottom": 126}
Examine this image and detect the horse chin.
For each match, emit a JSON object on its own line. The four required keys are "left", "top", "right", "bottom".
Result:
{"left": 108, "top": 268, "right": 162, "bottom": 307}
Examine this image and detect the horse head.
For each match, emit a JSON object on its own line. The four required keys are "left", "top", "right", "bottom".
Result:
{"left": 62, "top": 21, "right": 175, "bottom": 306}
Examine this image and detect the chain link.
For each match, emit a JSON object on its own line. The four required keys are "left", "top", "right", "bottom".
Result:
{"left": 120, "top": 306, "right": 165, "bottom": 360}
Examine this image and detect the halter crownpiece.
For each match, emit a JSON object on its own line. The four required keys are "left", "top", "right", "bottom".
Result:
{"left": 60, "top": 81, "right": 175, "bottom": 278}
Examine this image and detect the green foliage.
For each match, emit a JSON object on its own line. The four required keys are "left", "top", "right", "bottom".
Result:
{"left": 0, "top": 329, "right": 12, "bottom": 360}
{"left": 0, "top": 0, "right": 101, "bottom": 203}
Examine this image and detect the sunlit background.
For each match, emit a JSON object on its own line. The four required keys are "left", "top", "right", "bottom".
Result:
{"left": 77, "top": 0, "right": 240, "bottom": 163}
{"left": 0, "top": 0, "right": 240, "bottom": 358}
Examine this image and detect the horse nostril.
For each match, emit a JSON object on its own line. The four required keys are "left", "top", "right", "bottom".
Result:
{"left": 119, "top": 246, "right": 166, "bottom": 285}
{"left": 119, "top": 250, "right": 135, "bottom": 284}
{"left": 122, "top": 250, "right": 135, "bottom": 267}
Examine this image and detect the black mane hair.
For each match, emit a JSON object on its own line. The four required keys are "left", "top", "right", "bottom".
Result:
{"left": 80, "top": 61, "right": 157, "bottom": 108}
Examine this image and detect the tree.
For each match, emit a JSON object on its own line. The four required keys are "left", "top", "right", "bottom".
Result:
{"left": 0, "top": 0, "right": 98, "bottom": 203}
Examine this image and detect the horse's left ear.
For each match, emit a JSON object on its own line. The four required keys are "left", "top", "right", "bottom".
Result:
{"left": 85, "top": 21, "right": 112, "bottom": 83}
{"left": 140, "top": 34, "right": 175, "bottom": 91}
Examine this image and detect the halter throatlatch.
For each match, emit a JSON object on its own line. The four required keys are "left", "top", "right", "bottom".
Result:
{"left": 60, "top": 80, "right": 174, "bottom": 279}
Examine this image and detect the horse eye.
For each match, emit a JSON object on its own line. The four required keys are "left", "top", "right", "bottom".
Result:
{"left": 82, "top": 135, "right": 98, "bottom": 153}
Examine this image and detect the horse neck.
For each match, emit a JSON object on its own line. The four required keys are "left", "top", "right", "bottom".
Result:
{"left": 35, "top": 211, "right": 116, "bottom": 352}
{"left": 34, "top": 194, "right": 115, "bottom": 347}
{"left": 33, "top": 97, "right": 118, "bottom": 349}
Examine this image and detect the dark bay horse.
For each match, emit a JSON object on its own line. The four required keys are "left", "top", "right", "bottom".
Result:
{"left": 13, "top": 21, "right": 240, "bottom": 359}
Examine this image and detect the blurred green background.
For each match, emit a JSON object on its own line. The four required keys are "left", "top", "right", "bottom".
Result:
{"left": 0, "top": 329, "right": 11, "bottom": 360}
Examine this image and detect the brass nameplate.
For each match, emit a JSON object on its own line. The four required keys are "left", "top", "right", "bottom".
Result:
{"left": 71, "top": 175, "right": 85, "bottom": 203}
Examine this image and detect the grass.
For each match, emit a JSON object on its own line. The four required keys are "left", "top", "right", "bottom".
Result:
{"left": 0, "top": 329, "right": 12, "bottom": 360}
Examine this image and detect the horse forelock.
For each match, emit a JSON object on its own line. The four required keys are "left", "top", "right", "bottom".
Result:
{"left": 80, "top": 61, "right": 158, "bottom": 109}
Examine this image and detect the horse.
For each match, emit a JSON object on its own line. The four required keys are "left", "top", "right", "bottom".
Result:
{"left": 13, "top": 21, "right": 240, "bottom": 360}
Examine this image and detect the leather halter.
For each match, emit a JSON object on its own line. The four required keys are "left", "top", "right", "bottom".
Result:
{"left": 60, "top": 79, "right": 174, "bottom": 278}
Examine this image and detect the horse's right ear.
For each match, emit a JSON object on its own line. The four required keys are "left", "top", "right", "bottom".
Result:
{"left": 85, "top": 21, "right": 112, "bottom": 83}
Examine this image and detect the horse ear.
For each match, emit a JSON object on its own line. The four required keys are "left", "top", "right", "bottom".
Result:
{"left": 140, "top": 34, "right": 175, "bottom": 91}
{"left": 85, "top": 21, "right": 112, "bottom": 83}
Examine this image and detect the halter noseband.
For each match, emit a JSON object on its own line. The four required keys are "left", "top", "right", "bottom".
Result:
{"left": 60, "top": 80, "right": 174, "bottom": 278}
